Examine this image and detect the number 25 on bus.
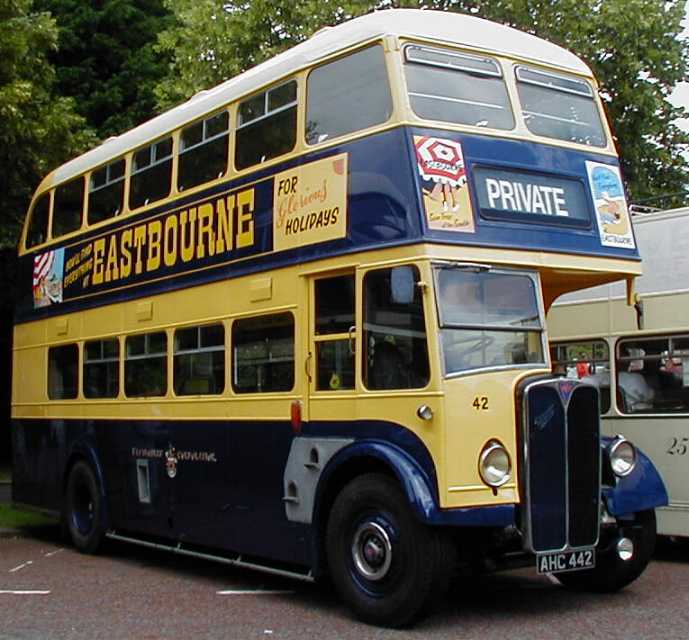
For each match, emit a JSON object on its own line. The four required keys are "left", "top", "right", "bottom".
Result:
{"left": 13, "top": 10, "right": 667, "bottom": 627}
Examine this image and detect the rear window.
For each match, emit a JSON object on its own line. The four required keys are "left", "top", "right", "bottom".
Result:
{"left": 26, "top": 193, "right": 51, "bottom": 248}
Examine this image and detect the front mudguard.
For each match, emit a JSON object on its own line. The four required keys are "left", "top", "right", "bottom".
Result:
{"left": 602, "top": 441, "right": 668, "bottom": 517}
{"left": 315, "top": 440, "right": 515, "bottom": 528}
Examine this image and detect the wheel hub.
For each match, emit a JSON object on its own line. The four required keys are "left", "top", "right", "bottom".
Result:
{"left": 352, "top": 521, "right": 392, "bottom": 581}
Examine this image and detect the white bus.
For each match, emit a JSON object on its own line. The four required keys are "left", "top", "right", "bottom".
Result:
{"left": 549, "top": 206, "right": 689, "bottom": 537}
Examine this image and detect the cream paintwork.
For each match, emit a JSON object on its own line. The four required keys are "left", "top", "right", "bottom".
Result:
{"left": 549, "top": 207, "right": 689, "bottom": 536}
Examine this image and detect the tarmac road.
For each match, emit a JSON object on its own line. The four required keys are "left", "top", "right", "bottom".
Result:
{"left": 1, "top": 524, "right": 689, "bottom": 640}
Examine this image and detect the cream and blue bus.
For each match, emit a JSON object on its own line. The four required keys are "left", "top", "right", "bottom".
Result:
{"left": 550, "top": 206, "right": 689, "bottom": 540}
{"left": 12, "top": 9, "right": 666, "bottom": 626}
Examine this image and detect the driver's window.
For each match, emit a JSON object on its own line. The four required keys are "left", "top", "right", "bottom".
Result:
{"left": 363, "top": 266, "right": 430, "bottom": 390}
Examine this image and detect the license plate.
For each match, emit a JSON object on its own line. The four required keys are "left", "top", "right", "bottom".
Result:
{"left": 536, "top": 549, "right": 595, "bottom": 574}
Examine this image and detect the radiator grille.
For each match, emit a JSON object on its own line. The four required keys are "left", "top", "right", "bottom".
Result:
{"left": 523, "top": 380, "right": 600, "bottom": 553}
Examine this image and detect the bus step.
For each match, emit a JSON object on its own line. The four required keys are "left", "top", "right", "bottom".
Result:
{"left": 106, "top": 530, "right": 315, "bottom": 583}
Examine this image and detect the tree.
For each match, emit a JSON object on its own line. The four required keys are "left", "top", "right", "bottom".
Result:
{"left": 0, "top": 0, "right": 95, "bottom": 248}
{"left": 155, "top": 0, "right": 689, "bottom": 206}
{"left": 0, "top": 0, "right": 97, "bottom": 463}
{"left": 154, "top": 0, "right": 371, "bottom": 109}
{"left": 35, "top": 0, "right": 174, "bottom": 139}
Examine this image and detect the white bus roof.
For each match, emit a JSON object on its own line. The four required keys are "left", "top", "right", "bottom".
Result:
{"left": 51, "top": 9, "right": 591, "bottom": 186}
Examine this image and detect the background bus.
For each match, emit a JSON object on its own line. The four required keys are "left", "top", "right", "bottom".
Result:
{"left": 13, "top": 9, "right": 666, "bottom": 626}
{"left": 550, "top": 206, "right": 688, "bottom": 538}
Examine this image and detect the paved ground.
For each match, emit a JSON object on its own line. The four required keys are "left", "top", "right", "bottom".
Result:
{"left": 1, "top": 524, "right": 689, "bottom": 640}
{"left": 2, "top": 485, "right": 689, "bottom": 638}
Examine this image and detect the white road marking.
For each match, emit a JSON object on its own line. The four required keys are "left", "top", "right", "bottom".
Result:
{"left": 216, "top": 589, "right": 294, "bottom": 595}
{"left": 0, "top": 590, "right": 50, "bottom": 595}
{"left": 44, "top": 548, "right": 64, "bottom": 558}
{"left": 8, "top": 561, "right": 33, "bottom": 573}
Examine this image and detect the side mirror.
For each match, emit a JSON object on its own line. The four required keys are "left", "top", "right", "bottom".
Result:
{"left": 390, "top": 266, "right": 415, "bottom": 305}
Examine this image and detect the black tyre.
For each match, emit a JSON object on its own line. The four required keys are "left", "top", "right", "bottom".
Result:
{"left": 65, "top": 461, "right": 106, "bottom": 554}
{"left": 555, "top": 510, "right": 656, "bottom": 592}
{"left": 326, "top": 473, "right": 453, "bottom": 627}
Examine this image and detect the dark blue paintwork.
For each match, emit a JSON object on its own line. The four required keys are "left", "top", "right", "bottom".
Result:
{"left": 13, "top": 415, "right": 514, "bottom": 570}
{"left": 601, "top": 437, "right": 669, "bottom": 516}
{"left": 16, "top": 126, "right": 638, "bottom": 324}
{"left": 526, "top": 385, "right": 568, "bottom": 551}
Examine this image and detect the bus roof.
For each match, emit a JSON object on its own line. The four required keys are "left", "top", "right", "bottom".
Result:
{"left": 48, "top": 9, "right": 591, "bottom": 189}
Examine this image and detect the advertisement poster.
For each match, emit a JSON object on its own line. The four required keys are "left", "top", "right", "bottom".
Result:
{"left": 586, "top": 161, "right": 635, "bottom": 249}
{"left": 414, "top": 136, "right": 475, "bottom": 233}
{"left": 273, "top": 153, "right": 348, "bottom": 251}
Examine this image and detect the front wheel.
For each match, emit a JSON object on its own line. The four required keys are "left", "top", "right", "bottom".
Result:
{"left": 65, "top": 461, "right": 106, "bottom": 554}
{"left": 555, "top": 510, "right": 656, "bottom": 592}
{"left": 326, "top": 473, "right": 453, "bottom": 627}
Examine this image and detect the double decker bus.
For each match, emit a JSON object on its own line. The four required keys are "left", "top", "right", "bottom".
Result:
{"left": 13, "top": 9, "right": 666, "bottom": 626}
{"left": 550, "top": 206, "right": 689, "bottom": 539}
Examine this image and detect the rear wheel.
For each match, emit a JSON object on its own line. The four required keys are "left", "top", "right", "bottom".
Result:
{"left": 326, "top": 473, "right": 453, "bottom": 627}
{"left": 555, "top": 510, "right": 656, "bottom": 592}
{"left": 65, "top": 461, "right": 105, "bottom": 554}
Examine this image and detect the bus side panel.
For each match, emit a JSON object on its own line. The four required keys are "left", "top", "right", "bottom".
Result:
{"left": 12, "top": 419, "right": 64, "bottom": 513}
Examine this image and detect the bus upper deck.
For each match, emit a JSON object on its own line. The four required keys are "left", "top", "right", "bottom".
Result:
{"left": 19, "top": 9, "right": 640, "bottom": 324}
{"left": 13, "top": 10, "right": 663, "bottom": 628}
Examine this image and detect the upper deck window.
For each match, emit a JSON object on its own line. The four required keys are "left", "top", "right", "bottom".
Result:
{"left": 235, "top": 81, "right": 297, "bottom": 170}
{"left": 53, "top": 177, "right": 85, "bottom": 238}
{"left": 178, "top": 111, "right": 229, "bottom": 191}
{"left": 404, "top": 45, "right": 514, "bottom": 130}
{"left": 435, "top": 266, "right": 544, "bottom": 375}
{"left": 306, "top": 45, "right": 393, "bottom": 144}
{"left": 516, "top": 66, "right": 606, "bottom": 147}
{"left": 88, "top": 158, "right": 125, "bottom": 225}
{"left": 26, "top": 193, "right": 50, "bottom": 248}
{"left": 129, "top": 137, "right": 173, "bottom": 210}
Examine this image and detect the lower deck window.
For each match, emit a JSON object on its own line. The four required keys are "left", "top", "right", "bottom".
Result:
{"left": 84, "top": 338, "right": 119, "bottom": 398}
{"left": 125, "top": 332, "right": 167, "bottom": 397}
{"left": 232, "top": 313, "right": 294, "bottom": 393}
{"left": 48, "top": 344, "right": 79, "bottom": 399}
{"left": 616, "top": 336, "right": 689, "bottom": 414}
{"left": 174, "top": 324, "right": 225, "bottom": 395}
{"left": 551, "top": 340, "right": 610, "bottom": 413}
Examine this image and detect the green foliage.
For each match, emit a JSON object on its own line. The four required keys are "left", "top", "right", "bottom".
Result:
{"left": 154, "top": 0, "right": 371, "bottom": 109}
{"left": 35, "top": 0, "right": 174, "bottom": 139}
{"left": 0, "top": 0, "right": 95, "bottom": 247}
{"left": 0, "top": 504, "right": 58, "bottom": 529}
{"left": 156, "top": 0, "right": 689, "bottom": 206}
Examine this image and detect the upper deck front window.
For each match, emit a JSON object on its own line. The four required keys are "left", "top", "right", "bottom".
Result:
{"left": 435, "top": 265, "right": 545, "bottom": 375}
{"left": 404, "top": 45, "right": 515, "bottom": 130}
{"left": 516, "top": 66, "right": 606, "bottom": 147}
